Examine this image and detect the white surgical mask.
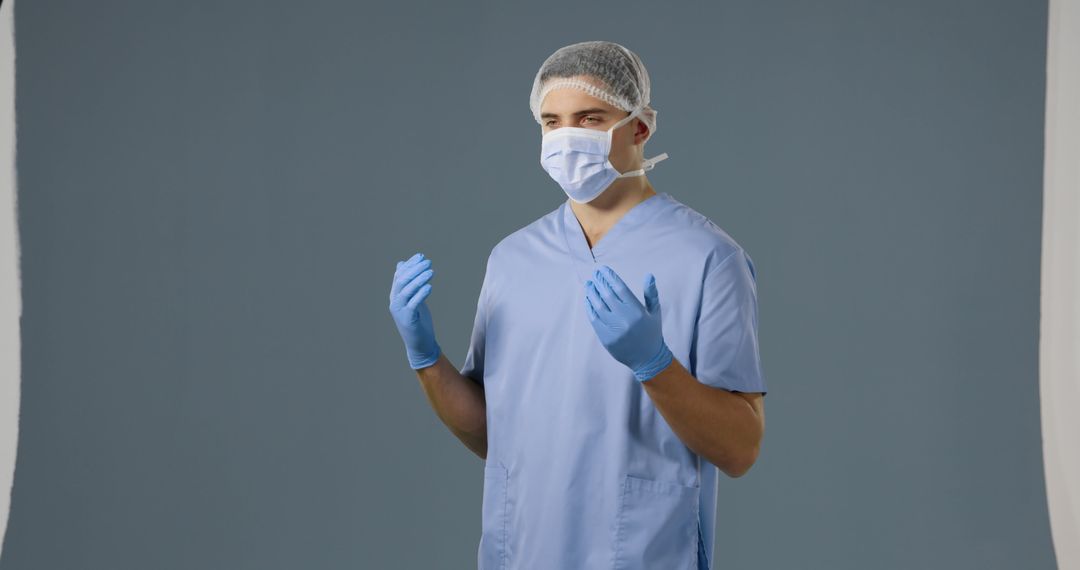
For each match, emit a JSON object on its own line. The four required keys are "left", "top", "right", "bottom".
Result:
{"left": 539, "top": 106, "right": 669, "bottom": 204}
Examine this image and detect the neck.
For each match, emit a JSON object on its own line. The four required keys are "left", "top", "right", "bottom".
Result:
{"left": 568, "top": 176, "right": 658, "bottom": 248}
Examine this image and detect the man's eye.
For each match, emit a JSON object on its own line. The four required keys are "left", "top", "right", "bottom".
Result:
{"left": 544, "top": 120, "right": 556, "bottom": 126}
{"left": 583, "top": 116, "right": 600, "bottom": 124}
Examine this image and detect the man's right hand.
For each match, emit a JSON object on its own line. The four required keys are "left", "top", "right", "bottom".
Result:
{"left": 389, "top": 252, "right": 441, "bottom": 369}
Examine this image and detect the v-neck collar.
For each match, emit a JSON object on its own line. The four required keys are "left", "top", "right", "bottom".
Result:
{"left": 560, "top": 192, "right": 671, "bottom": 263}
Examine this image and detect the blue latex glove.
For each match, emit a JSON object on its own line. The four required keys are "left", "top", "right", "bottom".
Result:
{"left": 584, "top": 265, "right": 673, "bottom": 382}
{"left": 389, "top": 252, "right": 442, "bottom": 369}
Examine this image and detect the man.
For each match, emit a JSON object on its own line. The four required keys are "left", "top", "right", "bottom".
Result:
{"left": 388, "top": 40, "right": 767, "bottom": 570}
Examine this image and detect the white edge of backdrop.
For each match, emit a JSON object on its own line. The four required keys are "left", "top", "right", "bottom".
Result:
{"left": 0, "top": 0, "right": 18, "bottom": 559}
{"left": 1041, "top": 0, "right": 1080, "bottom": 568}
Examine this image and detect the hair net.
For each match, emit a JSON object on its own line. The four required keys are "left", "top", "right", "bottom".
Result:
{"left": 529, "top": 41, "right": 658, "bottom": 138}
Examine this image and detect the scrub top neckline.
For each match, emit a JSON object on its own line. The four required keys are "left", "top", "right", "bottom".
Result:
{"left": 561, "top": 191, "right": 672, "bottom": 262}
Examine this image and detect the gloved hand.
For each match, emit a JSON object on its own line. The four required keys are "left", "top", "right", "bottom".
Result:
{"left": 583, "top": 265, "right": 673, "bottom": 382}
{"left": 389, "top": 252, "right": 441, "bottom": 369}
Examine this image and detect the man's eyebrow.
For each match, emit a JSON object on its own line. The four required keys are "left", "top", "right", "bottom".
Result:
{"left": 540, "top": 108, "right": 612, "bottom": 119}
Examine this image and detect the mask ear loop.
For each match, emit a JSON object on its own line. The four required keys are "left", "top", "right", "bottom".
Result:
{"left": 616, "top": 152, "right": 670, "bottom": 178}
{"left": 607, "top": 106, "right": 644, "bottom": 136}
{"left": 608, "top": 105, "right": 669, "bottom": 179}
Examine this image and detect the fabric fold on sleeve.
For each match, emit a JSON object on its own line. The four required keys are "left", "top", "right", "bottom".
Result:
{"left": 691, "top": 248, "right": 767, "bottom": 395}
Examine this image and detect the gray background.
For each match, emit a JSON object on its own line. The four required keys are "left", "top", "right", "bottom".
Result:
{"left": 4, "top": 0, "right": 1055, "bottom": 568}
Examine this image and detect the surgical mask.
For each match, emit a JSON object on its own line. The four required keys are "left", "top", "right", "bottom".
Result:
{"left": 539, "top": 106, "right": 669, "bottom": 204}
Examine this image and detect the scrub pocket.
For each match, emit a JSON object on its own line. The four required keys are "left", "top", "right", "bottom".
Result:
{"left": 612, "top": 474, "right": 700, "bottom": 570}
{"left": 478, "top": 462, "right": 510, "bottom": 570}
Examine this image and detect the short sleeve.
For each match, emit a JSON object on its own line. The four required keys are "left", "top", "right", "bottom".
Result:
{"left": 459, "top": 249, "right": 495, "bottom": 385}
{"left": 692, "top": 248, "right": 767, "bottom": 395}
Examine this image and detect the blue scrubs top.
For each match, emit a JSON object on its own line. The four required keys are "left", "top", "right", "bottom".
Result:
{"left": 460, "top": 191, "right": 767, "bottom": 570}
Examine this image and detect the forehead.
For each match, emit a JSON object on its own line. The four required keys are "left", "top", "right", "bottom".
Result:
{"left": 539, "top": 75, "right": 621, "bottom": 116}
{"left": 539, "top": 88, "right": 619, "bottom": 117}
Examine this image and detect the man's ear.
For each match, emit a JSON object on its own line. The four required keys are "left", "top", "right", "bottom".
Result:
{"left": 635, "top": 119, "right": 651, "bottom": 145}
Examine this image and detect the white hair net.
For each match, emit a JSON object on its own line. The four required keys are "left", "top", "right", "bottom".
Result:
{"left": 529, "top": 41, "right": 658, "bottom": 138}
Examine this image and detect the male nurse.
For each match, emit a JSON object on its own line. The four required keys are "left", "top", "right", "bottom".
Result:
{"left": 388, "top": 41, "right": 767, "bottom": 570}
